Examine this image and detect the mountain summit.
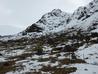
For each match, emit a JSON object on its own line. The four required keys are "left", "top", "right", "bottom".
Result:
{"left": 23, "top": 9, "right": 70, "bottom": 34}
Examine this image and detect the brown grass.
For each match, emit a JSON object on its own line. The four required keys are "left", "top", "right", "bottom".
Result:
{"left": 60, "top": 58, "right": 86, "bottom": 65}
{"left": 41, "top": 65, "right": 77, "bottom": 74}
{"left": 0, "top": 61, "right": 16, "bottom": 74}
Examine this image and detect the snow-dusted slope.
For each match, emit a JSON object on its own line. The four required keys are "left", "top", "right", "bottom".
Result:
{"left": 69, "top": 44, "right": 98, "bottom": 74}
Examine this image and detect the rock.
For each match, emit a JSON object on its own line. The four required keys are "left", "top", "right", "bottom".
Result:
{"left": 64, "top": 45, "right": 78, "bottom": 52}
{"left": 0, "top": 53, "right": 2, "bottom": 56}
{"left": 25, "top": 23, "right": 43, "bottom": 33}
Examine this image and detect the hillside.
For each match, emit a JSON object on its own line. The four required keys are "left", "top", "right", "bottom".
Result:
{"left": 0, "top": 0, "right": 98, "bottom": 74}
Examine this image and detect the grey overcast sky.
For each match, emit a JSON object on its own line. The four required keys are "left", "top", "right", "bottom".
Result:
{"left": 0, "top": 0, "right": 92, "bottom": 35}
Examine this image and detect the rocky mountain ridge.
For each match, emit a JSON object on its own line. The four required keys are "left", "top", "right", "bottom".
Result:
{"left": 22, "top": 0, "right": 98, "bottom": 36}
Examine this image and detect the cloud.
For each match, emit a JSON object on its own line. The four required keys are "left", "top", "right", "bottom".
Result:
{"left": 0, "top": 25, "right": 23, "bottom": 35}
{"left": 0, "top": 2, "right": 12, "bottom": 15}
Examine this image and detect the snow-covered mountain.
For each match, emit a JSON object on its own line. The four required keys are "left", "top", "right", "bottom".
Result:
{"left": 65, "top": 0, "right": 98, "bottom": 31}
{"left": 22, "top": 0, "right": 98, "bottom": 36}
{"left": 0, "top": 0, "right": 98, "bottom": 40}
